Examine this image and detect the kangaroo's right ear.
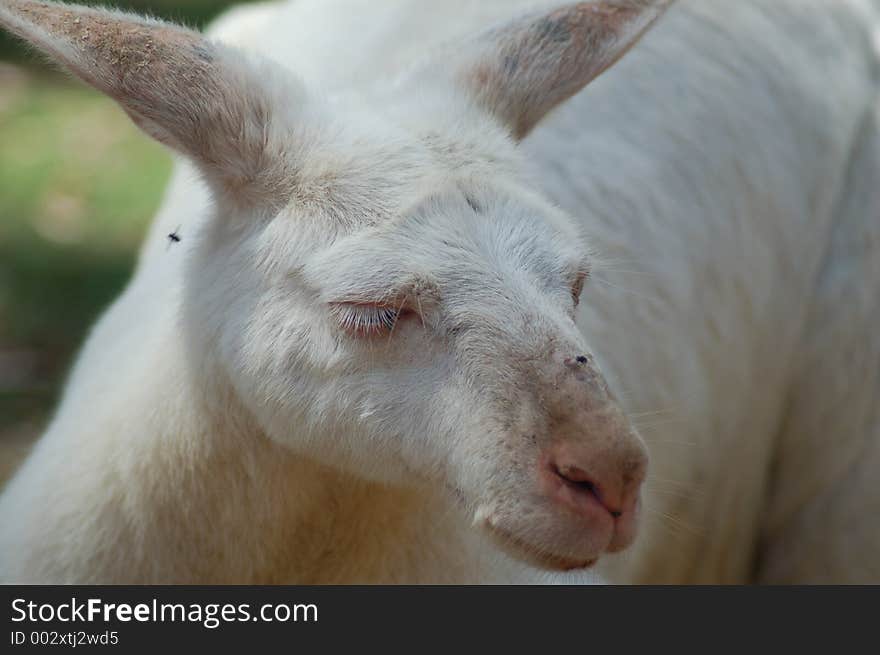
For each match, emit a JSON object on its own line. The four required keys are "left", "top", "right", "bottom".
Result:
{"left": 448, "top": 0, "right": 674, "bottom": 140}
{"left": 0, "top": 0, "right": 306, "bottom": 198}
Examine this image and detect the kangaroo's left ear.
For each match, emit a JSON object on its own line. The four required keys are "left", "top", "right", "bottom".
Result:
{"left": 452, "top": 0, "right": 674, "bottom": 140}
{"left": 0, "top": 0, "right": 307, "bottom": 197}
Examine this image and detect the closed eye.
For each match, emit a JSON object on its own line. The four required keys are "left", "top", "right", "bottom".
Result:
{"left": 331, "top": 302, "right": 415, "bottom": 338}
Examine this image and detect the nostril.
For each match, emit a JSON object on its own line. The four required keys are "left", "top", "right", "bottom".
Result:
{"left": 563, "top": 355, "right": 591, "bottom": 370}
{"left": 551, "top": 463, "right": 623, "bottom": 519}
{"left": 553, "top": 462, "right": 592, "bottom": 485}
{"left": 562, "top": 471, "right": 597, "bottom": 495}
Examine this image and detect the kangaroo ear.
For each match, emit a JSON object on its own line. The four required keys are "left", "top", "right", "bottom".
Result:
{"left": 455, "top": 1, "right": 673, "bottom": 140}
{"left": 0, "top": 0, "right": 303, "bottom": 195}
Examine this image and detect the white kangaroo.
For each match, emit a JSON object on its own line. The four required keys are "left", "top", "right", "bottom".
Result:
{"left": 0, "top": 0, "right": 878, "bottom": 584}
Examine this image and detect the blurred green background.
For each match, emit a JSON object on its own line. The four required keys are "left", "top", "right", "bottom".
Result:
{"left": 0, "top": 1, "right": 258, "bottom": 480}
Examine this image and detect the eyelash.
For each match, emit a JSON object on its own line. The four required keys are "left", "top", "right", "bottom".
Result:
{"left": 332, "top": 275, "right": 583, "bottom": 337}
{"left": 333, "top": 303, "right": 410, "bottom": 338}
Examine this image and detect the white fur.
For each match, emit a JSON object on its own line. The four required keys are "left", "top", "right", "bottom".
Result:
{"left": 1, "top": 0, "right": 879, "bottom": 583}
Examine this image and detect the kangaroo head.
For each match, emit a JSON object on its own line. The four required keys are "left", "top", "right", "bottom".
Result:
{"left": 1, "top": 0, "right": 672, "bottom": 570}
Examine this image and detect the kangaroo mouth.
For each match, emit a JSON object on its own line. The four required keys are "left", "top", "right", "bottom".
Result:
{"left": 481, "top": 521, "right": 600, "bottom": 572}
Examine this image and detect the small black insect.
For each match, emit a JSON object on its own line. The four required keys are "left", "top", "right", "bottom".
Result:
{"left": 166, "top": 226, "right": 182, "bottom": 248}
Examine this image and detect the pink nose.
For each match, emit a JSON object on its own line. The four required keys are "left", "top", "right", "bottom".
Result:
{"left": 542, "top": 440, "right": 647, "bottom": 549}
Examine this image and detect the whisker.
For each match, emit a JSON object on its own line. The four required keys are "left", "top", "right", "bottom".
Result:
{"left": 644, "top": 506, "right": 705, "bottom": 537}
{"left": 592, "top": 267, "right": 655, "bottom": 277}
{"left": 634, "top": 421, "right": 692, "bottom": 434}
{"left": 590, "top": 275, "right": 655, "bottom": 301}
{"left": 385, "top": 295, "right": 409, "bottom": 350}
{"left": 642, "top": 438, "right": 699, "bottom": 448}
{"left": 647, "top": 475, "right": 694, "bottom": 489}
{"left": 415, "top": 295, "right": 425, "bottom": 329}
{"left": 645, "top": 485, "right": 704, "bottom": 499}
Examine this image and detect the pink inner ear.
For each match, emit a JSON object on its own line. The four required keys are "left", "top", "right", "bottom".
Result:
{"left": 122, "top": 107, "right": 187, "bottom": 152}
{"left": 578, "top": 2, "right": 645, "bottom": 31}
{"left": 459, "top": 0, "right": 671, "bottom": 140}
